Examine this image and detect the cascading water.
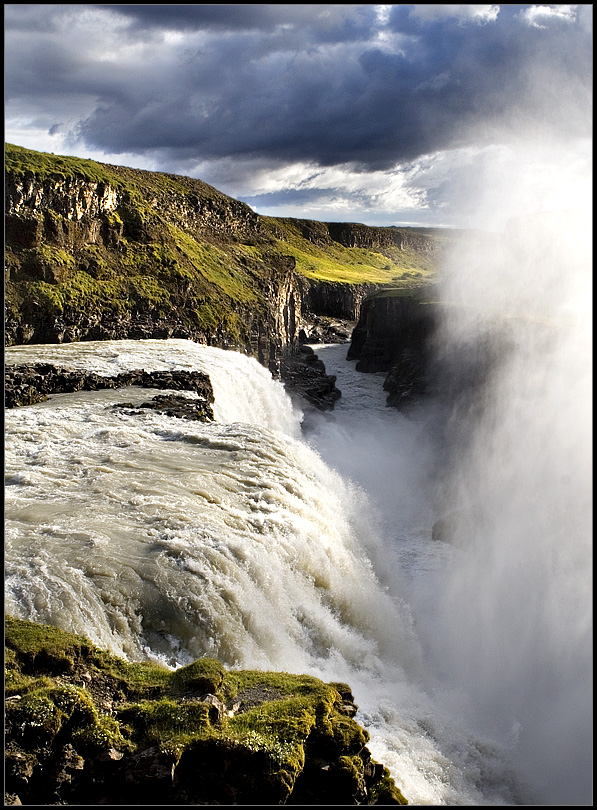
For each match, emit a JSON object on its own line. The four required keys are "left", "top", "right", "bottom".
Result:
{"left": 4, "top": 323, "right": 590, "bottom": 804}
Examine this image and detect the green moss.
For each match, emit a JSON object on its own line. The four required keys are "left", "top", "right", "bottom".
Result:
{"left": 112, "top": 660, "right": 172, "bottom": 699}
{"left": 169, "top": 658, "right": 226, "bottom": 695}
{"left": 223, "top": 671, "right": 367, "bottom": 784}
{"left": 105, "top": 210, "right": 123, "bottom": 226}
{"left": 6, "top": 143, "right": 125, "bottom": 189}
{"left": 261, "top": 216, "right": 439, "bottom": 285}
{"left": 59, "top": 272, "right": 127, "bottom": 315}
{"left": 338, "top": 754, "right": 367, "bottom": 797}
{"left": 368, "top": 764, "right": 409, "bottom": 805}
{"left": 5, "top": 616, "right": 171, "bottom": 702}
{"left": 5, "top": 683, "right": 98, "bottom": 750}
{"left": 18, "top": 244, "right": 77, "bottom": 284}
{"left": 6, "top": 616, "right": 97, "bottom": 675}
{"left": 49, "top": 683, "right": 98, "bottom": 724}
{"left": 117, "top": 697, "right": 212, "bottom": 755}
{"left": 167, "top": 224, "right": 258, "bottom": 303}
{"left": 80, "top": 244, "right": 113, "bottom": 279}
{"left": 5, "top": 618, "right": 408, "bottom": 804}
{"left": 72, "top": 713, "right": 130, "bottom": 754}
{"left": 39, "top": 244, "right": 73, "bottom": 265}
{"left": 9, "top": 690, "right": 63, "bottom": 742}
{"left": 128, "top": 275, "right": 171, "bottom": 309}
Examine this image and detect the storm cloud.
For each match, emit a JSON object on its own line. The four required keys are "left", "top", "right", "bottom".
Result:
{"left": 5, "top": 4, "right": 592, "bottom": 226}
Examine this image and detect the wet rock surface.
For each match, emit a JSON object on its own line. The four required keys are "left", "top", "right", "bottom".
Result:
{"left": 347, "top": 291, "right": 437, "bottom": 410}
{"left": 113, "top": 393, "right": 214, "bottom": 422}
{"left": 280, "top": 343, "right": 342, "bottom": 411}
{"left": 5, "top": 364, "right": 215, "bottom": 414}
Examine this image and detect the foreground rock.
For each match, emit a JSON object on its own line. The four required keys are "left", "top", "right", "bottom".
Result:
{"left": 5, "top": 617, "right": 408, "bottom": 806}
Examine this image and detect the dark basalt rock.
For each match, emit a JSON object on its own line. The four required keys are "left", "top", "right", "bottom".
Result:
{"left": 114, "top": 393, "right": 214, "bottom": 422}
{"left": 280, "top": 344, "right": 342, "bottom": 411}
{"left": 5, "top": 364, "right": 215, "bottom": 413}
{"left": 383, "top": 347, "right": 430, "bottom": 409}
{"left": 5, "top": 617, "right": 408, "bottom": 806}
{"left": 298, "top": 314, "right": 355, "bottom": 345}
{"left": 431, "top": 511, "right": 463, "bottom": 543}
{"left": 347, "top": 290, "right": 438, "bottom": 410}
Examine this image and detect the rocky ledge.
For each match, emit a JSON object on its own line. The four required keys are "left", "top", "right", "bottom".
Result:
{"left": 5, "top": 617, "right": 407, "bottom": 806}
{"left": 4, "top": 364, "right": 215, "bottom": 419}
{"left": 280, "top": 343, "right": 342, "bottom": 412}
{"left": 5, "top": 345, "right": 343, "bottom": 415}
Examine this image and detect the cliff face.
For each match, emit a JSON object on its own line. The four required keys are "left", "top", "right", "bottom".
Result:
{"left": 326, "top": 222, "right": 440, "bottom": 253}
{"left": 4, "top": 153, "right": 303, "bottom": 372}
{"left": 302, "top": 278, "right": 373, "bottom": 321}
{"left": 347, "top": 289, "right": 439, "bottom": 408}
{"left": 5, "top": 145, "right": 447, "bottom": 369}
{"left": 281, "top": 218, "right": 443, "bottom": 254}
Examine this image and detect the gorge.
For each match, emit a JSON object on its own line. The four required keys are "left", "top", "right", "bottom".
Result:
{"left": 4, "top": 146, "right": 592, "bottom": 806}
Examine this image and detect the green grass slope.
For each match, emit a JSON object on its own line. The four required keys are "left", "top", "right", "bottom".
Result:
{"left": 5, "top": 143, "right": 446, "bottom": 346}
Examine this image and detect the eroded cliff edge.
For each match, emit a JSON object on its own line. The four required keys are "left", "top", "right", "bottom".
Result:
{"left": 347, "top": 287, "right": 439, "bottom": 409}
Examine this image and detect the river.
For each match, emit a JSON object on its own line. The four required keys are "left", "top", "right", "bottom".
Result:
{"left": 4, "top": 322, "right": 591, "bottom": 805}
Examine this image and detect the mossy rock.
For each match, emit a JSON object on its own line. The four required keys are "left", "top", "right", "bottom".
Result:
{"left": 169, "top": 658, "right": 225, "bottom": 695}
{"left": 5, "top": 616, "right": 408, "bottom": 805}
{"left": 5, "top": 143, "right": 446, "bottom": 353}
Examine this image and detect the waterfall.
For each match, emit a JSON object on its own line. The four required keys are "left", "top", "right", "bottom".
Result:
{"left": 5, "top": 334, "right": 589, "bottom": 804}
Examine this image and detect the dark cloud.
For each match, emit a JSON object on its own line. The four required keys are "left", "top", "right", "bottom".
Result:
{"left": 96, "top": 4, "right": 378, "bottom": 41}
{"left": 4, "top": 4, "right": 592, "bottom": 226}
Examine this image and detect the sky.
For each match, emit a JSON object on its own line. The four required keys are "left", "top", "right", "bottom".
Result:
{"left": 4, "top": 4, "right": 593, "bottom": 229}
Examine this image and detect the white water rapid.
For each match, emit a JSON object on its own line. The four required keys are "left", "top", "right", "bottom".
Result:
{"left": 5, "top": 327, "right": 590, "bottom": 804}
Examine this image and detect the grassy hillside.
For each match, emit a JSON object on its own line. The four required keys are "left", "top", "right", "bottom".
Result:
{"left": 5, "top": 144, "right": 446, "bottom": 347}
{"left": 262, "top": 217, "right": 440, "bottom": 285}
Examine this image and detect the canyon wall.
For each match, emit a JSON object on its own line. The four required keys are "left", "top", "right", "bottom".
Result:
{"left": 5, "top": 145, "right": 446, "bottom": 410}
{"left": 347, "top": 291, "right": 439, "bottom": 408}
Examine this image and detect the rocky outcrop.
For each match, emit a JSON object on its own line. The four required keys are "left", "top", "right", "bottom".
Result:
{"left": 5, "top": 616, "right": 408, "bottom": 806}
{"left": 347, "top": 289, "right": 438, "bottom": 409}
{"left": 6, "top": 174, "right": 121, "bottom": 222}
{"left": 280, "top": 344, "right": 342, "bottom": 411}
{"left": 4, "top": 364, "right": 215, "bottom": 416}
{"left": 113, "top": 393, "right": 216, "bottom": 422}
